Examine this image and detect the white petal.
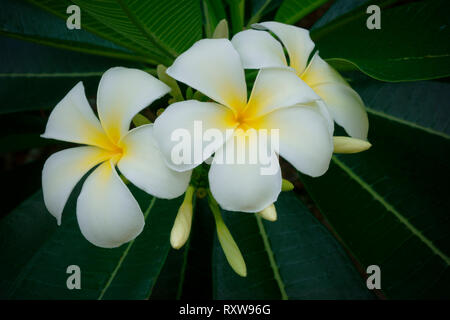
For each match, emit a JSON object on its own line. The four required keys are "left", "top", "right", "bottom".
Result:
{"left": 245, "top": 67, "right": 319, "bottom": 118}
{"left": 153, "top": 100, "right": 236, "bottom": 171}
{"left": 256, "top": 22, "right": 315, "bottom": 75}
{"left": 260, "top": 106, "right": 333, "bottom": 177}
{"left": 118, "top": 124, "right": 191, "bottom": 199}
{"left": 42, "top": 146, "right": 113, "bottom": 225}
{"left": 301, "top": 52, "right": 346, "bottom": 86}
{"left": 76, "top": 160, "right": 145, "bottom": 248}
{"left": 166, "top": 39, "right": 247, "bottom": 112}
{"left": 302, "top": 99, "right": 334, "bottom": 136}
{"left": 312, "top": 83, "right": 369, "bottom": 139}
{"left": 209, "top": 130, "right": 282, "bottom": 212}
{"left": 231, "top": 29, "right": 287, "bottom": 69}
{"left": 41, "top": 82, "right": 115, "bottom": 150}
{"left": 97, "top": 67, "right": 170, "bottom": 143}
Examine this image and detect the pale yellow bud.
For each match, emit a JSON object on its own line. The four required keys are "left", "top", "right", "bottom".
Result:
{"left": 257, "top": 204, "right": 277, "bottom": 222}
{"left": 281, "top": 179, "right": 294, "bottom": 192}
{"left": 208, "top": 191, "right": 247, "bottom": 277}
{"left": 333, "top": 136, "right": 372, "bottom": 154}
{"left": 212, "top": 19, "right": 229, "bottom": 39}
{"left": 170, "top": 186, "right": 195, "bottom": 249}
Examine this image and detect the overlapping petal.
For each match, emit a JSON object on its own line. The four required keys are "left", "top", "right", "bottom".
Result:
{"left": 166, "top": 39, "right": 247, "bottom": 113}
{"left": 154, "top": 100, "right": 236, "bottom": 171}
{"left": 209, "top": 130, "right": 282, "bottom": 212}
{"left": 301, "top": 53, "right": 347, "bottom": 86}
{"left": 118, "top": 124, "right": 192, "bottom": 199}
{"left": 245, "top": 67, "right": 319, "bottom": 119}
{"left": 256, "top": 22, "right": 315, "bottom": 74}
{"left": 231, "top": 29, "right": 287, "bottom": 69}
{"left": 260, "top": 106, "right": 333, "bottom": 177}
{"left": 97, "top": 67, "right": 170, "bottom": 144}
{"left": 76, "top": 160, "right": 145, "bottom": 248}
{"left": 41, "top": 82, "right": 116, "bottom": 151}
{"left": 312, "top": 83, "right": 369, "bottom": 139}
{"left": 42, "top": 146, "right": 114, "bottom": 225}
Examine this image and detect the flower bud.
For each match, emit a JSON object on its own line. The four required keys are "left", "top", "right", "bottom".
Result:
{"left": 281, "top": 179, "right": 294, "bottom": 191}
{"left": 170, "top": 186, "right": 195, "bottom": 249}
{"left": 257, "top": 203, "right": 277, "bottom": 222}
{"left": 333, "top": 136, "right": 372, "bottom": 154}
{"left": 212, "top": 19, "right": 229, "bottom": 39}
{"left": 208, "top": 191, "right": 247, "bottom": 277}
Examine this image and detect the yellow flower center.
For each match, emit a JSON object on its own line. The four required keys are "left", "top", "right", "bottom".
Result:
{"left": 232, "top": 109, "right": 263, "bottom": 131}
{"left": 106, "top": 141, "right": 124, "bottom": 165}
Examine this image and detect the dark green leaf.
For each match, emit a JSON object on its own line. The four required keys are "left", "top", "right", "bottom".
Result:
{"left": 203, "top": 0, "right": 227, "bottom": 38}
{"left": 27, "top": 0, "right": 155, "bottom": 60}
{"left": 310, "top": 0, "right": 373, "bottom": 31}
{"left": 1, "top": 0, "right": 147, "bottom": 63}
{"left": 213, "top": 192, "right": 374, "bottom": 299}
{"left": 275, "top": 0, "right": 332, "bottom": 24}
{"left": 0, "top": 36, "right": 147, "bottom": 114}
{"left": 72, "top": 0, "right": 203, "bottom": 65}
{"left": 247, "top": 0, "right": 272, "bottom": 26}
{"left": 0, "top": 185, "right": 183, "bottom": 299}
{"left": 150, "top": 197, "right": 215, "bottom": 299}
{"left": 300, "top": 78, "right": 450, "bottom": 299}
{"left": 312, "top": 0, "right": 450, "bottom": 81}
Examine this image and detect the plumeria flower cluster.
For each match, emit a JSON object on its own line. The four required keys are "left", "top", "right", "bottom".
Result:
{"left": 41, "top": 21, "right": 370, "bottom": 275}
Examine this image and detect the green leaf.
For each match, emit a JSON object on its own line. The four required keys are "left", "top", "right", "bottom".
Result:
{"left": 27, "top": 0, "right": 155, "bottom": 60}
{"left": 275, "top": 0, "right": 332, "bottom": 24}
{"left": 310, "top": 0, "right": 374, "bottom": 31}
{"left": 203, "top": 0, "right": 227, "bottom": 38}
{"left": 0, "top": 36, "right": 143, "bottom": 114}
{"left": 227, "top": 0, "right": 245, "bottom": 35}
{"left": 213, "top": 192, "right": 374, "bottom": 299}
{"left": 150, "top": 197, "right": 215, "bottom": 299}
{"left": 0, "top": 185, "right": 183, "bottom": 299}
{"left": 300, "top": 77, "right": 450, "bottom": 299}
{"left": 1, "top": 0, "right": 147, "bottom": 63}
{"left": 311, "top": 0, "right": 450, "bottom": 81}
{"left": 247, "top": 0, "right": 272, "bottom": 26}
{"left": 72, "top": 0, "right": 203, "bottom": 65}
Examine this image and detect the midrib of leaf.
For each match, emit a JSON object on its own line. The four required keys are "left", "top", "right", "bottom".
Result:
{"left": 366, "top": 108, "right": 450, "bottom": 140}
{"left": 97, "top": 196, "right": 156, "bottom": 300}
{"left": 332, "top": 156, "right": 450, "bottom": 266}
{"left": 0, "top": 31, "right": 153, "bottom": 64}
{"left": 0, "top": 72, "right": 102, "bottom": 78}
{"left": 0, "top": 68, "right": 157, "bottom": 78}
{"left": 255, "top": 215, "right": 288, "bottom": 300}
{"left": 116, "top": 0, "right": 177, "bottom": 63}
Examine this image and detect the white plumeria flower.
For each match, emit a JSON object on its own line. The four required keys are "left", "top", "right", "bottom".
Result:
{"left": 41, "top": 67, "right": 191, "bottom": 248}
{"left": 154, "top": 39, "right": 333, "bottom": 213}
{"left": 232, "top": 21, "right": 369, "bottom": 140}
